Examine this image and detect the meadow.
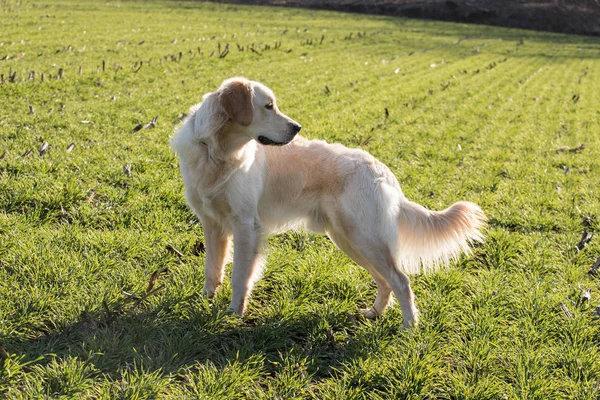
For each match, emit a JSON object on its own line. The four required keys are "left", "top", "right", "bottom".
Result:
{"left": 1, "top": 0, "right": 600, "bottom": 398}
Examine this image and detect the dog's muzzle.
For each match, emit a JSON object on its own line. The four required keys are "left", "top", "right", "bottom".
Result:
{"left": 258, "top": 135, "right": 293, "bottom": 146}
{"left": 258, "top": 123, "right": 301, "bottom": 146}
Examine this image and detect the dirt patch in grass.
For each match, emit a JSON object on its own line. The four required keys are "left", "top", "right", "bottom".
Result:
{"left": 210, "top": 0, "right": 600, "bottom": 36}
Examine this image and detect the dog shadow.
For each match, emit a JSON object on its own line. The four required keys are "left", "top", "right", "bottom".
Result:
{"left": 5, "top": 294, "right": 400, "bottom": 381}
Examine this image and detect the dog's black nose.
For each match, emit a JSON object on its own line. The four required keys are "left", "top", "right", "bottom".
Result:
{"left": 291, "top": 123, "right": 302, "bottom": 133}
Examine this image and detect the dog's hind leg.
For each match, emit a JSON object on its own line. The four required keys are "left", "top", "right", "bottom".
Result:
{"left": 326, "top": 229, "right": 392, "bottom": 319}
{"left": 346, "top": 234, "right": 419, "bottom": 328}
{"left": 200, "top": 217, "right": 232, "bottom": 297}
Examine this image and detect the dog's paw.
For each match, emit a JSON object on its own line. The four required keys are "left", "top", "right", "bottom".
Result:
{"left": 401, "top": 319, "right": 419, "bottom": 329}
{"left": 401, "top": 308, "right": 419, "bottom": 329}
{"left": 360, "top": 308, "right": 379, "bottom": 320}
{"left": 201, "top": 283, "right": 219, "bottom": 298}
{"left": 224, "top": 307, "right": 244, "bottom": 318}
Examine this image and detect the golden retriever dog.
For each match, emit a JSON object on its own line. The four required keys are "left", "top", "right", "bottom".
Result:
{"left": 172, "top": 77, "right": 485, "bottom": 328}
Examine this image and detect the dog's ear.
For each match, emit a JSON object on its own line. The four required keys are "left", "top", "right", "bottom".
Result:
{"left": 193, "top": 92, "right": 221, "bottom": 140}
{"left": 218, "top": 79, "right": 253, "bottom": 126}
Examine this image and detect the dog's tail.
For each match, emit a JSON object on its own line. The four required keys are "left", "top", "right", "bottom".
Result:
{"left": 395, "top": 200, "right": 486, "bottom": 274}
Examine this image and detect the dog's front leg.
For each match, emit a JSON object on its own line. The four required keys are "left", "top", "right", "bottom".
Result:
{"left": 228, "top": 217, "right": 264, "bottom": 314}
{"left": 200, "top": 217, "right": 232, "bottom": 297}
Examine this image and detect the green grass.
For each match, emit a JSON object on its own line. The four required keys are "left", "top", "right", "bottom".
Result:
{"left": 1, "top": 0, "right": 600, "bottom": 398}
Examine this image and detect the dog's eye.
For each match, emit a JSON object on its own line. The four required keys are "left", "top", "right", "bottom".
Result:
{"left": 265, "top": 102, "right": 273, "bottom": 110}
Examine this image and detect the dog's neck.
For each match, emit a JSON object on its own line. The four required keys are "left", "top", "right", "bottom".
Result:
{"left": 204, "top": 124, "right": 256, "bottom": 165}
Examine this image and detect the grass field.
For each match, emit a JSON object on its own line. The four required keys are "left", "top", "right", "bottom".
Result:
{"left": 1, "top": 0, "right": 600, "bottom": 398}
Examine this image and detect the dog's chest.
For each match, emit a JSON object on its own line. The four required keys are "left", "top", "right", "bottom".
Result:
{"left": 200, "top": 194, "right": 233, "bottom": 225}
{"left": 181, "top": 157, "right": 238, "bottom": 226}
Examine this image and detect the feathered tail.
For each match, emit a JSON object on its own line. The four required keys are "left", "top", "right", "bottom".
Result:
{"left": 396, "top": 200, "right": 486, "bottom": 274}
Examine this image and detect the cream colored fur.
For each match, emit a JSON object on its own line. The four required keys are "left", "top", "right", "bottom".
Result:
{"left": 171, "top": 77, "right": 486, "bottom": 328}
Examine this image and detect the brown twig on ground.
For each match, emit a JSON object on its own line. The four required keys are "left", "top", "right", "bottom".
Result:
{"left": 588, "top": 256, "right": 600, "bottom": 275}
{"left": 38, "top": 141, "right": 49, "bottom": 156}
{"left": 560, "top": 303, "right": 573, "bottom": 319}
{"left": 95, "top": 267, "right": 171, "bottom": 328}
{"left": 580, "top": 287, "right": 591, "bottom": 305}
{"left": 166, "top": 244, "right": 185, "bottom": 259}
{"left": 129, "top": 123, "right": 143, "bottom": 133}
{"left": 143, "top": 116, "right": 158, "bottom": 129}
{"left": 555, "top": 144, "right": 584, "bottom": 153}
{"left": 192, "top": 240, "right": 206, "bottom": 256}
{"left": 0, "top": 344, "right": 9, "bottom": 359}
{"left": 576, "top": 230, "right": 593, "bottom": 252}
{"left": 145, "top": 268, "right": 169, "bottom": 295}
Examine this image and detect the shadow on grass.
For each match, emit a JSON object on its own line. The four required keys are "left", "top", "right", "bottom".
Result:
{"left": 5, "top": 294, "right": 387, "bottom": 380}
{"left": 208, "top": 0, "right": 600, "bottom": 36}
{"left": 171, "top": 0, "right": 600, "bottom": 49}
{"left": 383, "top": 17, "right": 600, "bottom": 56}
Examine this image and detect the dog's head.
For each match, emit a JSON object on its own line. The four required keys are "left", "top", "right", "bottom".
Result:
{"left": 195, "top": 77, "right": 301, "bottom": 147}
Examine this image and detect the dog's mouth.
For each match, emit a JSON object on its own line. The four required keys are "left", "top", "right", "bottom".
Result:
{"left": 257, "top": 135, "right": 292, "bottom": 146}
